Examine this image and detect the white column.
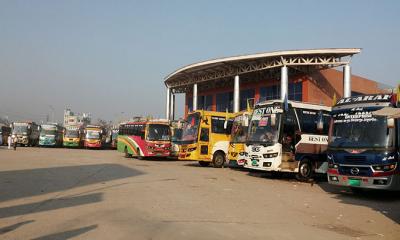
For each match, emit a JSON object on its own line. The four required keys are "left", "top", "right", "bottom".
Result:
{"left": 170, "top": 93, "right": 175, "bottom": 120}
{"left": 165, "top": 87, "right": 171, "bottom": 120}
{"left": 193, "top": 84, "right": 198, "bottom": 111}
{"left": 343, "top": 64, "right": 351, "bottom": 98}
{"left": 280, "top": 66, "right": 288, "bottom": 101}
{"left": 233, "top": 75, "right": 240, "bottom": 113}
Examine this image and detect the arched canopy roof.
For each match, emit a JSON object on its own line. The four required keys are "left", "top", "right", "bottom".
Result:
{"left": 164, "top": 48, "right": 361, "bottom": 93}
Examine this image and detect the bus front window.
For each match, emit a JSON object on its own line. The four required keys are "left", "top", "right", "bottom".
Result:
{"left": 86, "top": 130, "right": 100, "bottom": 139}
{"left": 329, "top": 109, "right": 393, "bottom": 148}
{"left": 247, "top": 106, "right": 281, "bottom": 145}
{"left": 147, "top": 124, "right": 170, "bottom": 141}
{"left": 65, "top": 130, "right": 79, "bottom": 138}
{"left": 230, "top": 116, "right": 248, "bottom": 143}
{"left": 181, "top": 113, "right": 200, "bottom": 143}
{"left": 13, "top": 125, "right": 28, "bottom": 135}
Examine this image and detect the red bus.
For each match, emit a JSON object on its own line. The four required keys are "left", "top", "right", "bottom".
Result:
{"left": 117, "top": 120, "right": 171, "bottom": 158}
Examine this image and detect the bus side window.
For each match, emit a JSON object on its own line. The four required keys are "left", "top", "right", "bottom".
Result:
{"left": 199, "top": 128, "right": 209, "bottom": 142}
{"left": 282, "top": 108, "right": 297, "bottom": 152}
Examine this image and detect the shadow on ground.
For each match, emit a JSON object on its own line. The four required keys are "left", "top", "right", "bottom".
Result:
{"left": 0, "top": 164, "right": 144, "bottom": 202}
{"left": 31, "top": 224, "right": 98, "bottom": 240}
{"left": 318, "top": 182, "right": 400, "bottom": 224}
{"left": 0, "top": 220, "right": 34, "bottom": 235}
{"left": 0, "top": 193, "right": 102, "bottom": 219}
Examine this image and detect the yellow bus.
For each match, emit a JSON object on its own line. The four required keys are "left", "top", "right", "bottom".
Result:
{"left": 178, "top": 110, "right": 235, "bottom": 167}
{"left": 227, "top": 111, "right": 252, "bottom": 167}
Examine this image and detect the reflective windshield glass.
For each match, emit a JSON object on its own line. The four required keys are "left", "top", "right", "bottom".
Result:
{"left": 329, "top": 109, "right": 393, "bottom": 148}
{"left": 65, "top": 130, "right": 79, "bottom": 138}
{"left": 230, "top": 115, "right": 248, "bottom": 143}
{"left": 181, "top": 113, "right": 200, "bottom": 143}
{"left": 248, "top": 105, "right": 281, "bottom": 144}
{"left": 13, "top": 125, "right": 28, "bottom": 134}
{"left": 86, "top": 130, "right": 100, "bottom": 139}
{"left": 171, "top": 128, "right": 183, "bottom": 142}
{"left": 41, "top": 129, "right": 56, "bottom": 135}
{"left": 147, "top": 124, "right": 170, "bottom": 141}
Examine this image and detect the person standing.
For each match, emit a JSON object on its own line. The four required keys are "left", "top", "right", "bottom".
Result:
{"left": 7, "top": 135, "right": 12, "bottom": 149}
{"left": 13, "top": 135, "right": 17, "bottom": 151}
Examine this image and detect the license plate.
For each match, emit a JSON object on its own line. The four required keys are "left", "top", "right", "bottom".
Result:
{"left": 348, "top": 179, "right": 361, "bottom": 186}
{"left": 252, "top": 159, "right": 258, "bottom": 166}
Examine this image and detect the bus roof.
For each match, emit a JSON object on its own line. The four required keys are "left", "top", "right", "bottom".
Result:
{"left": 256, "top": 99, "right": 331, "bottom": 111}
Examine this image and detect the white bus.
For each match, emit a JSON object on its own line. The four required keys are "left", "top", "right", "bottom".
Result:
{"left": 244, "top": 100, "right": 331, "bottom": 180}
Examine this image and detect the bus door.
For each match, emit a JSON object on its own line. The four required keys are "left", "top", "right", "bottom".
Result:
{"left": 198, "top": 116, "right": 211, "bottom": 160}
{"left": 280, "top": 107, "right": 298, "bottom": 171}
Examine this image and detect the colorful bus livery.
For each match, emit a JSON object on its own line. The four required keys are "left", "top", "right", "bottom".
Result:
{"left": 327, "top": 94, "right": 400, "bottom": 190}
{"left": 244, "top": 100, "right": 331, "bottom": 180}
{"left": 39, "top": 123, "right": 64, "bottom": 147}
{"left": 63, "top": 125, "right": 83, "bottom": 148}
{"left": 118, "top": 121, "right": 171, "bottom": 158}
{"left": 84, "top": 125, "right": 105, "bottom": 149}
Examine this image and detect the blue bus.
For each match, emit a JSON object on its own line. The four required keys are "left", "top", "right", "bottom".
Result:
{"left": 327, "top": 94, "right": 400, "bottom": 190}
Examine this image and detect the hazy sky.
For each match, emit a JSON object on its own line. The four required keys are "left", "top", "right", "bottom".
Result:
{"left": 0, "top": 0, "right": 399, "bottom": 123}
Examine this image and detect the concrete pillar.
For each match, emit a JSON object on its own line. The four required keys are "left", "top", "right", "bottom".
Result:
{"left": 280, "top": 66, "right": 288, "bottom": 101}
{"left": 165, "top": 87, "right": 170, "bottom": 120}
{"left": 343, "top": 64, "right": 351, "bottom": 98}
{"left": 170, "top": 93, "right": 175, "bottom": 120}
{"left": 233, "top": 75, "right": 240, "bottom": 113}
{"left": 193, "top": 84, "right": 198, "bottom": 111}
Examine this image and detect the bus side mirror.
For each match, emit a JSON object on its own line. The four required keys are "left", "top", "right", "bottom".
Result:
{"left": 387, "top": 118, "right": 395, "bottom": 128}
{"left": 224, "top": 120, "right": 228, "bottom": 129}
{"left": 271, "top": 114, "right": 276, "bottom": 127}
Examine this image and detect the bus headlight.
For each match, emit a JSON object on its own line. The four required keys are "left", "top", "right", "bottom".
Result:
{"left": 263, "top": 153, "right": 278, "bottom": 158}
{"left": 372, "top": 163, "right": 396, "bottom": 172}
{"left": 328, "top": 163, "right": 339, "bottom": 169}
{"left": 188, "top": 147, "right": 197, "bottom": 152}
{"left": 239, "top": 152, "right": 247, "bottom": 156}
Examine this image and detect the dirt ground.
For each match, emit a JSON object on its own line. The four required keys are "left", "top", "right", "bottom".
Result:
{"left": 0, "top": 147, "right": 399, "bottom": 240}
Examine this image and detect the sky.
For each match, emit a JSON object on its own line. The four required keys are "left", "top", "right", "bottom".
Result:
{"left": 0, "top": 0, "right": 399, "bottom": 123}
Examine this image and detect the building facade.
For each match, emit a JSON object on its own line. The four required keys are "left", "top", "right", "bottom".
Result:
{"left": 164, "top": 48, "right": 388, "bottom": 118}
{"left": 63, "top": 109, "right": 91, "bottom": 126}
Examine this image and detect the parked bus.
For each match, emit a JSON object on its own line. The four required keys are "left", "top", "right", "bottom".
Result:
{"left": 228, "top": 111, "right": 251, "bottom": 167}
{"left": 170, "top": 120, "right": 183, "bottom": 159}
{"left": 11, "top": 121, "right": 40, "bottom": 146}
{"left": 110, "top": 128, "right": 119, "bottom": 149}
{"left": 39, "top": 123, "right": 64, "bottom": 147}
{"left": 117, "top": 120, "right": 171, "bottom": 158}
{"left": 244, "top": 100, "right": 331, "bottom": 180}
{"left": 178, "top": 110, "right": 235, "bottom": 167}
{"left": 63, "top": 125, "right": 83, "bottom": 148}
{"left": 83, "top": 125, "right": 105, "bottom": 149}
{"left": 0, "top": 124, "right": 11, "bottom": 146}
{"left": 327, "top": 93, "right": 400, "bottom": 190}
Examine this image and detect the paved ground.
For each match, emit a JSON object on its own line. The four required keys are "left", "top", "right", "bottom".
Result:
{"left": 0, "top": 147, "right": 399, "bottom": 240}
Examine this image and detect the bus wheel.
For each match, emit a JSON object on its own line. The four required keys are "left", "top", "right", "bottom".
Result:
{"left": 199, "top": 161, "right": 210, "bottom": 167}
{"left": 124, "top": 147, "right": 131, "bottom": 158}
{"left": 212, "top": 152, "right": 225, "bottom": 168}
{"left": 296, "top": 159, "right": 313, "bottom": 181}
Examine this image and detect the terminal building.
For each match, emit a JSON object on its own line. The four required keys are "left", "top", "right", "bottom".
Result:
{"left": 163, "top": 48, "right": 388, "bottom": 119}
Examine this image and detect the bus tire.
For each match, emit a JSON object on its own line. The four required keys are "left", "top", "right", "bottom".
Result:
{"left": 124, "top": 147, "right": 131, "bottom": 158}
{"left": 212, "top": 151, "right": 225, "bottom": 168}
{"left": 296, "top": 159, "right": 313, "bottom": 181}
{"left": 199, "top": 161, "right": 210, "bottom": 167}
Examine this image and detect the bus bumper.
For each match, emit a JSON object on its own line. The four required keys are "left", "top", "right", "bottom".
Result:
{"left": 327, "top": 172, "right": 400, "bottom": 190}
{"left": 64, "top": 142, "right": 80, "bottom": 147}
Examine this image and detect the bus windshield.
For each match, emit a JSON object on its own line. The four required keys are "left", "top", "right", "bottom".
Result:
{"left": 65, "top": 130, "right": 79, "bottom": 138}
{"left": 329, "top": 109, "right": 393, "bottom": 148}
{"left": 247, "top": 105, "right": 281, "bottom": 144}
{"left": 86, "top": 130, "right": 100, "bottom": 139}
{"left": 230, "top": 115, "right": 248, "bottom": 143}
{"left": 171, "top": 128, "right": 183, "bottom": 142}
{"left": 180, "top": 113, "right": 200, "bottom": 143}
{"left": 147, "top": 124, "right": 170, "bottom": 141}
{"left": 41, "top": 129, "right": 56, "bottom": 136}
{"left": 13, "top": 125, "right": 28, "bottom": 135}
